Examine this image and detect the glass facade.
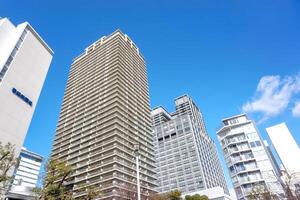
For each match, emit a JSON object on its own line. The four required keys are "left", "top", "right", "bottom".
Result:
{"left": 152, "top": 95, "right": 229, "bottom": 195}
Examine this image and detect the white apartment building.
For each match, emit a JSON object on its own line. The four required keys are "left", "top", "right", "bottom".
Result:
{"left": 266, "top": 123, "right": 300, "bottom": 176}
{"left": 266, "top": 123, "right": 300, "bottom": 195}
{"left": 0, "top": 17, "right": 53, "bottom": 156}
{"left": 6, "top": 147, "right": 43, "bottom": 200}
{"left": 152, "top": 95, "right": 229, "bottom": 198}
{"left": 217, "top": 114, "right": 284, "bottom": 200}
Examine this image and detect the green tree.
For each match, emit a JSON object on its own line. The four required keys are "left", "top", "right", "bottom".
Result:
{"left": 37, "top": 159, "right": 102, "bottom": 200}
{"left": 169, "top": 189, "right": 182, "bottom": 200}
{"left": 149, "top": 192, "right": 168, "bottom": 200}
{"left": 149, "top": 190, "right": 182, "bottom": 200}
{"left": 185, "top": 194, "right": 209, "bottom": 200}
{"left": 85, "top": 185, "right": 102, "bottom": 200}
{"left": 77, "top": 184, "right": 102, "bottom": 200}
{"left": 40, "top": 159, "right": 74, "bottom": 200}
{"left": 0, "top": 142, "right": 18, "bottom": 196}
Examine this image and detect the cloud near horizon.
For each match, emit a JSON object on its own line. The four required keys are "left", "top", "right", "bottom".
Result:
{"left": 292, "top": 101, "right": 300, "bottom": 117}
{"left": 242, "top": 73, "right": 300, "bottom": 122}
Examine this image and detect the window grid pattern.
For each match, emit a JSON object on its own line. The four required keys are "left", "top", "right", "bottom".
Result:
{"left": 51, "top": 30, "right": 156, "bottom": 200}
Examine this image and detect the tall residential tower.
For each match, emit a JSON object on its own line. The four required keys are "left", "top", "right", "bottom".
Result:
{"left": 50, "top": 30, "right": 156, "bottom": 199}
{"left": 217, "top": 114, "right": 284, "bottom": 200}
{"left": 0, "top": 18, "right": 53, "bottom": 156}
{"left": 152, "top": 95, "right": 229, "bottom": 199}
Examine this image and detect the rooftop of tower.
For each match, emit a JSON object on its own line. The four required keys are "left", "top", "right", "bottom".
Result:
{"left": 151, "top": 94, "right": 200, "bottom": 122}
{"left": 151, "top": 94, "right": 188, "bottom": 116}
{"left": 221, "top": 113, "right": 248, "bottom": 122}
{"left": 1, "top": 17, "right": 54, "bottom": 55}
{"left": 72, "top": 29, "right": 144, "bottom": 63}
{"left": 216, "top": 113, "right": 250, "bottom": 134}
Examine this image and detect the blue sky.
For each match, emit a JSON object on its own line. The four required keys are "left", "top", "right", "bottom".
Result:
{"left": 2, "top": 0, "right": 300, "bottom": 189}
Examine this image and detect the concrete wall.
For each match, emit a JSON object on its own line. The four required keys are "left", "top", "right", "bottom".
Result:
{"left": 0, "top": 19, "right": 53, "bottom": 156}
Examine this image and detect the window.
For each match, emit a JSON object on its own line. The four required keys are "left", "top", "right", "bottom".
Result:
{"left": 171, "top": 132, "right": 176, "bottom": 137}
{"left": 178, "top": 130, "right": 184, "bottom": 135}
{"left": 255, "top": 141, "right": 261, "bottom": 146}
{"left": 247, "top": 132, "right": 257, "bottom": 139}
{"left": 184, "top": 127, "right": 191, "bottom": 132}
{"left": 229, "top": 166, "right": 235, "bottom": 173}
{"left": 176, "top": 125, "right": 182, "bottom": 130}
{"left": 230, "top": 119, "right": 239, "bottom": 125}
{"left": 250, "top": 140, "right": 262, "bottom": 148}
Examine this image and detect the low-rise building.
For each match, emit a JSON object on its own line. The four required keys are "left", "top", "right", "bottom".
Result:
{"left": 6, "top": 147, "right": 43, "bottom": 200}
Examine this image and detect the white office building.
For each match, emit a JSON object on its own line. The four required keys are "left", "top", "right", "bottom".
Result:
{"left": 266, "top": 123, "right": 300, "bottom": 195}
{"left": 217, "top": 114, "right": 284, "bottom": 200}
{"left": 266, "top": 123, "right": 300, "bottom": 175}
{"left": 6, "top": 147, "right": 43, "bottom": 200}
{"left": 0, "top": 17, "right": 53, "bottom": 156}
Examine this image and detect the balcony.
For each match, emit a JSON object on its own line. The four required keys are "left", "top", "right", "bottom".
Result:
{"left": 239, "top": 177, "right": 264, "bottom": 185}
{"left": 231, "top": 155, "right": 255, "bottom": 164}
{"left": 227, "top": 147, "right": 251, "bottom": 156}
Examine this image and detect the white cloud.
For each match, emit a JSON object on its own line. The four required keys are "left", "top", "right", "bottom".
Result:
{"left": 292, "top": 101, "right": 300, "bottom": 117}
{"left": 242, "top": 74, "right": 300, "bottom": 121}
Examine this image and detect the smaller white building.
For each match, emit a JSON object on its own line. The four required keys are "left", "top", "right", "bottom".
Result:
{"left": 6, "top": 147, "right": 43, "bottom": 200}
{"left": 217, "top": 114, "right": 284, "bottom": 200}
{"left": 266, "top": 123, "right": 300, "bottom": 196}
{"left": 184, "top": 186, "right": 235, "bottom": 200}
{"left": 266, "top": 123, "right": 300, "bottom": 175}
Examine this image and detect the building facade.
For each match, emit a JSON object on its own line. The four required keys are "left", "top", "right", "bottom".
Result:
{"left": 6, "top": 147, "right": 43, "bottom": 200}
{"left": 151, "top": 95, "right": 229, "bottom": 197}
{"left": 50, "top": 30, "right": 156, "bottom": 199}
{"left": 217, "top": 114, "right": 284, "bottom": 199}
{"left": 185, "top": 186, "right": 233, "bottom": 200}
{"left": 266, "top": 123, "right": 300, "bottom": 176}
{"left": 0, "top": 17, "right": 53, "bottom": 156}
{"left": 266, "top": 123, "right": 300, "bottom": 195}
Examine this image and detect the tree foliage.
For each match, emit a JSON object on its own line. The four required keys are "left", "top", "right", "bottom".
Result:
{"left": 149, "top": 190, "right": 210, "bottom": 200}
{"left": 40, "top": 159, "right": 74, "bottom": 200}
{"left": 282, "top": 172, "right": 300, "bottom": 200}
{"left": 38, "top": 159, "right": 102, "bottom": 200}
{"left": 0, "top": 142, "right": 18, "bottom": 193}
{"left": 149, "top": 189, "right": 182, "bottom": 200}
{"left": 78, "top": 184, "right": 102, "bottom": 200}
{"left": 169, "top": 189, "right": 182, "bottom": 200}
{"left": 149, "top": 192, "right": 169, "bottom": 200}
{"left": 247, "top": 186, "right": 279, "bottom": 200}
{"left": 185, "top": 194, "right": 209, "bottom": 200}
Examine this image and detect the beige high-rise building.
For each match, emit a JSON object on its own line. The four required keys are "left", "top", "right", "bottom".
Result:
{"left": 50, "top": 30, "right": 156, "bottom": 200}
